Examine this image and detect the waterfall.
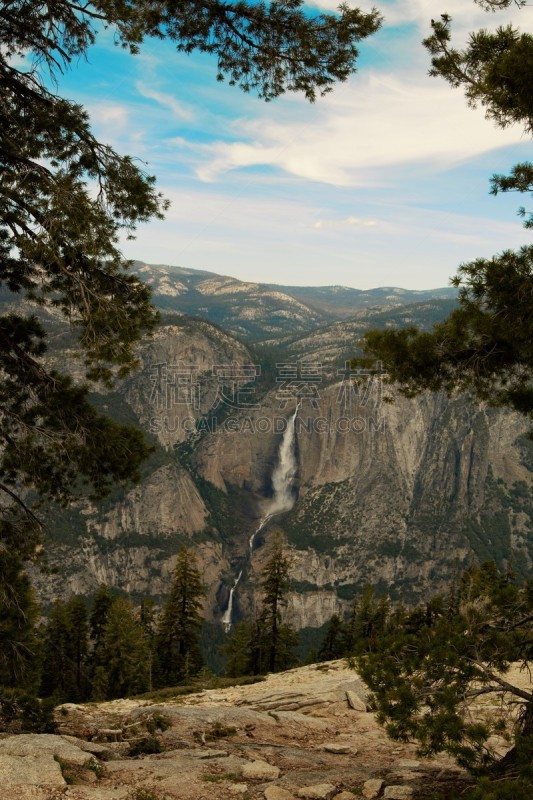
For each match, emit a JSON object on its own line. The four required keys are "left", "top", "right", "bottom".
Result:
{"left": 221, "top": 570, "right": 242, "bottom": 632}
{"left": 249, "top": 513, "right": 271, "bottom": 554}
{"left": 266, "top": 402, "right": 300, "bottom": 515}
{"left": 222, "top": 403, "right": 299, "bottom": 630}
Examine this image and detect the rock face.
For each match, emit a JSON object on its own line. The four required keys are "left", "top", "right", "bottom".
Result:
{"left": 189, "top": 383, "right": 533, "bottom": 625}
{"left": 30, "top": 312, "right": 533, "bottom": 627}
{"left": 383, "top": 787, "right": 413, "bottom": 799}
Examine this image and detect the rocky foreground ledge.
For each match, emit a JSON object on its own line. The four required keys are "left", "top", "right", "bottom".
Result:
{"left": 0, "top": 661, "right": 474, "bottom": 800}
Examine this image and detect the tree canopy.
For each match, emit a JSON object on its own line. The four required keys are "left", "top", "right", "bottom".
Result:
{"left": 0, "top": 1, "right": 381, "bottom": 551}
{"left": 362, "top": 0, "right": 533, "bottom": 422}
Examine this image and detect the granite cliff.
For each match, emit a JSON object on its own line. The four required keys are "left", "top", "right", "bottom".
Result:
{"left": 29, "top": 279, "right": 533, "bottom": 634}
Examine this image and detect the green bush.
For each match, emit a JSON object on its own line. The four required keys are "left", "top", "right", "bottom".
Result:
{"left": 145, "top": 712, "right": 171, "bottom": 734}
{"left": 0, "top": 688, "right": 56, "bottom": 733}
{"left": 128, "top": 736, "right": 162, "bottom": 757}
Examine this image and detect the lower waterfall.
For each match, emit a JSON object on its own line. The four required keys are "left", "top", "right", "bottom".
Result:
{"left": 221, "top": 570, "right": 243, "bottom": 631}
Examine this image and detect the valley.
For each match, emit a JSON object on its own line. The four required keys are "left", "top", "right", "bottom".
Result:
{"left": 13, "top": 263, "right": 530, "bottom": 650}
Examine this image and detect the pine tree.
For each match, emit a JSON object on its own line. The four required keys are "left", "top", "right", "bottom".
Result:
{"left": 40, "top": 600, "right": 76, "bottom": 700}
{"left": 317, "top": 614, "right": 344, "bottom": 662}
{"left": 40, "top": 596, "right": 90, "bottom": 701}
{"left": 252, "top": 536, "right": 297, "bottom": 674}
{"left": 244, "top": 616, "right": 265, "bottom": 676}
{"left": 90, "top": 586, "right": 114, "bottom": 649}
{"left": 341, "top": 586, "right": 391, "bottom": 656}
{"left": 99, "top": 598, "right": 149, "bottom": 699}
{"left": 357, "top": 564, "right": 533, "bottom": 795}
{"left": 66, "top": 597, "right": 90, "bottom": 702}
{"left": 140, "top": 596, "right": 156, "bottom": 693}
{"left": 88, "top": 585, "right": 115, "bottom": 699}
{"left": 156, "top": 548, "right": 205, "bottom": 686}
{"left": 0, "top": 549, "right": 39, "bottom": 690}
{"left": 223, "top": 622, "right": 254, "bottom": 678}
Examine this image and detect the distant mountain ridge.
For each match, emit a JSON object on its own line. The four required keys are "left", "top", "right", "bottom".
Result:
{"left": 133, "top": 261, "right": 457, "bottom": 342}
{"left": 266, "top": 283, "right": 458, "bottom": 319}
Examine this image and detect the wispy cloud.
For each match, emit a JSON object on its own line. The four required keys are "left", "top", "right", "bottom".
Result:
{"left": 192, "top": 71, "right": 525, "bottom": 186}
{"left": 121, "top": 184, "right": 528, "bottom": 290}
{"left": 136, "top": 83, "right": 196, "bottom": 121}
{"left": 88, "top": 103, "right": 129, "bottom": 127}
{"left": 309, "top": 0, "right": 533, "bottom": 39}
{"left": 313, "top": 216, "right": 378, "bottom": 229}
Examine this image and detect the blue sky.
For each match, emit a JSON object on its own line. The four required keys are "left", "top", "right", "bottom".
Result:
{"left": 56, "top": 0, "right": 531, "bottom": 289}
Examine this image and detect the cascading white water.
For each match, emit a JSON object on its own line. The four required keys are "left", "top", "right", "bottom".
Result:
{"left": 222, "top": 403, "right": 299, "bottom": 630}
{"left": 221, "top": 569, "right": 242, "bottom": 632}
{"left": 249, "top": 513, "right": 271, "bottom": 554}
{"left": 266, "top": 402, "right": 300, "bottom": 515}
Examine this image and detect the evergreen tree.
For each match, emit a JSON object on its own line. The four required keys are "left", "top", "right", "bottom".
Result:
{"left": 317, "top": 613, "right": 344, "bottom": 661}
{"left": 40, "top": 596, "right": 90, "bottom": 701}
{"left": 140, "top": 596, "right": 156, "bottom": 693}
{"left": 88, "top": 585, "right": 115, "bottom": 699}
{"left": 40, "top": 600, "right": 76, "bottom": 700}
{"left": 250, "top": 536, "right": 297, "bottom": 674}
{"left": 156, "top": 548, "right": 205, "bottom": 686}
{"left": 357, "top": 564, "right": 533, "bottom": 796}
{"left": 66, "top": 597, "right": 90, "bottom": 702}
{"left": 0, "top": 549, "right": 39, "bottom": 690}
{"left": 99, "top": 598, "right": 149, "bottom": 699}
{"left": 223, "top": 622, "right": 254, "bottom": 678}
{"left": 341, "top": 586, "right": 391, "bottom": 656}
{"left": 90, "top": 585, "right": 115, "bottom": 649}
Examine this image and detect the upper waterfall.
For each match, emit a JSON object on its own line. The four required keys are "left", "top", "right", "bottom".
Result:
{"left": 266, "top": 402, "right": 299, "bottom": 515}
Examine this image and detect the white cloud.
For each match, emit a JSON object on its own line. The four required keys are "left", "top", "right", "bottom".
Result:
{"left": 81, "top": 1, "right": 531, "bottom": 289}
{"left": 313, "top": 216, "right": 378, "bottom": 229}
{"left": 136, "top": 83, "right": 196, "bottom": 121}
{"left": 87, "top": 102, "right": 129, "bottom": 128}
{"left": 192, "top": 70, "right": 525, "bottom": 186}
{"left": 309, "top": 0, "right": 533, "bottom": 39}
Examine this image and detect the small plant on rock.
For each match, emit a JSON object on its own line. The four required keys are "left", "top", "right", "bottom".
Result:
{"left": 128, "top": 736, "right": 162, "bottom": 757}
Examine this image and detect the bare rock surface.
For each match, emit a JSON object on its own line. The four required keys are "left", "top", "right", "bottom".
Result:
{"left": 297, "top": 784, "right": 337, "bottom": 799}
{"left": 321, "top": 743, "right": 353, "bottom": 755}
{"left": 0, "top": 734, "right": 95, "bottom": 766}
{"left": 383, "top": 787, "right": 414, "bottom": 800}
{"left": 264, "top": 787, "right": 297, "bottom": 800}
{"left": 0, "top": 660, "right": 503, "bottom": 800}
{"left": 241, "top": 760, "right": 281, "bottom": 780}
{"left": 362, "top": 778, "right": 385, "bottom": 798}
{"left": 0, "top": 752, "right": 64, "bottom": 787}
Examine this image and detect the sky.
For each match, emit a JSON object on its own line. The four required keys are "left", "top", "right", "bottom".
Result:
{"left": 55, "top": 0, "right": 532, "bottom": 290}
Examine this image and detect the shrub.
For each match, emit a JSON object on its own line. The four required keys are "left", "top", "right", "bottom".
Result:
{"left": 128, "top": 736, "right": 162, "bottom": 757}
